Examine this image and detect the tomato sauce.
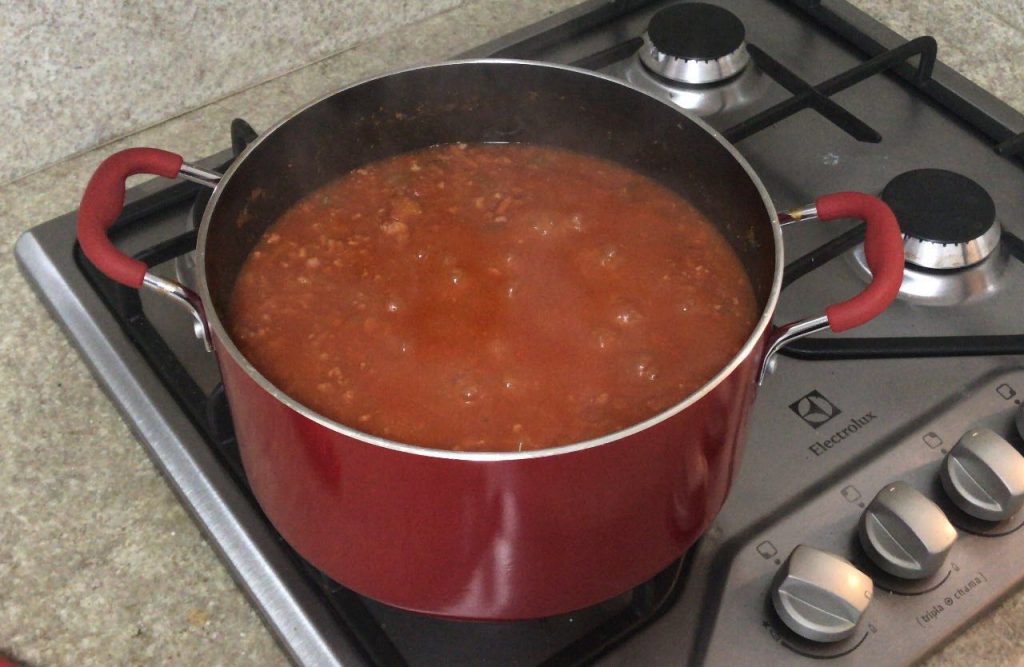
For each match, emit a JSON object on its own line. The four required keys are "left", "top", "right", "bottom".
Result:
{"left": 227, "top": 143, "right": 758, "bottom": 452}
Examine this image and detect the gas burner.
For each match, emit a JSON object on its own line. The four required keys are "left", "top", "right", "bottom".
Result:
{"left": 639, "top": 3, "right": 750, "bottom": 84}
{"left": 883, "top": 169, "right": 1002, "bottom": 270}
{"left": 851, "top": 169, "right": 1008, "bottom": 305}
{"left": 616, "top": 4, "right": 766, "bottom": 119}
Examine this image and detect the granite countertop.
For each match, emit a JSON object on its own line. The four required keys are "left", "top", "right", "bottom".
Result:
{"left": 2, "top": 1, "right": 1023, "bottom": 665}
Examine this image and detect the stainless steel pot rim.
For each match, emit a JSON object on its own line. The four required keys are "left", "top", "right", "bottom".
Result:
{"left": 195, "top": 58, "right": 784, "bottom": 462}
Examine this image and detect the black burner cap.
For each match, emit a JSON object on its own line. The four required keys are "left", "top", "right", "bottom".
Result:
{"left": 881, "top": 169, "right": 996, "bottom": 244}
{"left": 647, "top": 3, "right": 746, "bottom": 62}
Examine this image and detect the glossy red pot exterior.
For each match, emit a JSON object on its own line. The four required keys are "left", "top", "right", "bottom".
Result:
{"left": 194, "top": 62, "right": 786, "bottom": 617}
{"left": 76, "top": 60, "right": 903, "bottom": 620}
{"left": 216, "top": 329, "right": 764, "bottom": 618}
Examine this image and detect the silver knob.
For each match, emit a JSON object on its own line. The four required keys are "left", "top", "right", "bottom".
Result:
{"left": 941, "top": 428, "right": 1024, "bottom": 521}
{"left": 770, "top": 545, "right": 873, "bottom": 643}
{"left": 859, "top": 482, "right": 957, "bottom": 579}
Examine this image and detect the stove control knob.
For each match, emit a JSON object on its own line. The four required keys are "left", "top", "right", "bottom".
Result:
{"left": 859, "top": 482, "right": 957, "bottom": 579}
{"left": 770, "top": 545, "right": 873, "bottom": 643}
{"left": 941, "top": 428, "right": 1024, "bottom": 521}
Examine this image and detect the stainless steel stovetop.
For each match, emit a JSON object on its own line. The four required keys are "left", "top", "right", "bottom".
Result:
{"left": 16, "top": 1, "right": 1024, "bottom": 665}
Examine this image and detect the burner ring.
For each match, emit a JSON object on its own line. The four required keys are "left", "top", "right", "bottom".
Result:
{"left": 639, "top": 3, "right": 751, "bottom": 85}
{"left": 850, "top": 241, "right": 1008, "bottom": 306}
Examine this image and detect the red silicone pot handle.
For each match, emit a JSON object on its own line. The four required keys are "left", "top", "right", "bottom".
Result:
{"left": 77, "top": 148, "right": 184, "bottom": 288}
{"left": 816, "top": 192, "right": 904, "bottom": 332}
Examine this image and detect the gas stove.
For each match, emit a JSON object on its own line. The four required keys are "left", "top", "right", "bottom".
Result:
{"left": 15, "top": 1, "right": 1024, "bottom": 665}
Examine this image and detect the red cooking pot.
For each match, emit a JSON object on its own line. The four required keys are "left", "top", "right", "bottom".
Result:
{"left": 76, "top": 60, "right": 903, "bottom": 620}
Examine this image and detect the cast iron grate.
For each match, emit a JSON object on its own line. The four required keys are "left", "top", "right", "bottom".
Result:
{"left": 721, "top": 37, "right": 936, "bottom": 143}
{"left": 792, "top": 0, "right": 1024, "bottom": 161}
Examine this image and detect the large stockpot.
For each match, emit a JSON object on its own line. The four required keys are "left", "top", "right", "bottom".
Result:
{"left": 77, "top": 60, "right": 903, "bottom": 620}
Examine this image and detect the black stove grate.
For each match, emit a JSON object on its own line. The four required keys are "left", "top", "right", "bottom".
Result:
{"left": 722, "top": 36, "right": 936, "bottom": 143}
{"left": 792, "top": 0, "right": 1024, "bottom": 163}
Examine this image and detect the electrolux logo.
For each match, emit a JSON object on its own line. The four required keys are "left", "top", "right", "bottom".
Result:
{"left": 788, "top": 389, "right": 880, "bottom": 457}
{"left": 788, "top": 389, "right": 842, "bottom": 429}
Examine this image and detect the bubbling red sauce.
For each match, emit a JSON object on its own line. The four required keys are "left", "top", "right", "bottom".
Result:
{"left": 227, "top": 143, "right": 758, "bottom": 452}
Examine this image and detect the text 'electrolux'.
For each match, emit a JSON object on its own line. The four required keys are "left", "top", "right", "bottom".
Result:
{"left": 808, "top": 413, "right": 877, "bottom": 456}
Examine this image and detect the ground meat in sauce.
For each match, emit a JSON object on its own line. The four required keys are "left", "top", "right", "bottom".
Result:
{"left": 227, "top": 143, "right": 758, "bottom": 452}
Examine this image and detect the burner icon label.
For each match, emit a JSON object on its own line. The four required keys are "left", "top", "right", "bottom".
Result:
{"left": 756, "top": 540, "right": 778, "bottom": 560}
{"left": 789, "top": 390, "right": 842, "bottom": 428}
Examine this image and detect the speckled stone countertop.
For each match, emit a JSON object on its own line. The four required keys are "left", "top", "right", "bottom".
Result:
{"left": 2, "top": 1, "right": 1023, "bottom": 665}
{"left": 0, "top": 0, "right": 460, "bottom": 185}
